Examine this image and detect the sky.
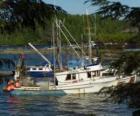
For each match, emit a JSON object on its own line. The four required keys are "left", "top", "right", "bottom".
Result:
{"left": 44, "top": 0, "right": 140, "bottom": 15}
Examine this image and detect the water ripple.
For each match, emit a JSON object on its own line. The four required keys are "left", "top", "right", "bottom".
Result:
{"left": 0, "top": 93, "right": 134, "bottom": 116}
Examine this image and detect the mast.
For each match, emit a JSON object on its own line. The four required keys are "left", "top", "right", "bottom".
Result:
{"left": 55, "top": 19, "right": 63, "bottom": 70}
{"left": 86, "top": 9, "right": 92, "bottom": 63}
{"left": 52, "top": 21, "right": 56, "bottom": 88}
{"left": 94, "top": 13, "right": 98, "bottom": 57}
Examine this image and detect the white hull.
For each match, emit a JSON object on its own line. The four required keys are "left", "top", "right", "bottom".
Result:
{"left": 11, "top": 75, "right": 135, "bottom": 96}
{"left": 55, "top": 77, "right": 118, "bottom": 94}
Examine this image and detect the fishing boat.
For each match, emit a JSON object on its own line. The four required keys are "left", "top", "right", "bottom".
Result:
{"left": 10, "top": 42, "right": 137, "bottom": 96}
{"left": 10, "top": 73, "right": 136, "bottom": 96}
{"left": 26, "top": 64, "right": 53, "bottom": 78}
{"left": 9, "top": 18, "right": 137, "bottom": 96}
{"left": 10, "top": 45, "right": 137, "bottom": 96}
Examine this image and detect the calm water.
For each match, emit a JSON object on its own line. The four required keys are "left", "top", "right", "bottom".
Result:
{"left": 0, "top": 94, "right": 134, "bottom": 116}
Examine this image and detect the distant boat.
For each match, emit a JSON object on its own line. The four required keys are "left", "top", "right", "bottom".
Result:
{"left": 26, "top": 64, "right": 53, "bottom": 78}
{"left": 26, "top": 43, "right": 53, "bottom": 78}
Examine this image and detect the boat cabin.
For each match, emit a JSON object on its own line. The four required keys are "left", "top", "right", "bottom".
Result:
{"left": 55, "top": 67, "right": 104, "bottom": 85}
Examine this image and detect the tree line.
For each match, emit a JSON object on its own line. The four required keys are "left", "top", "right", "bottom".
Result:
{"left": 0, "top": 0, "right": 139, "bottom": 45}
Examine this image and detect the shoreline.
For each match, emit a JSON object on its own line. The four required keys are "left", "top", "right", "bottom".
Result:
{"left": 0, "top": 48, "right": 53, "bottom": 54}
{"left": 0, "top": 48, "right": 122, "bottom": 62}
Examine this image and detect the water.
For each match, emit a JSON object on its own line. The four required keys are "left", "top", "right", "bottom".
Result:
{"left": 0, "top": 94, "right": 134, "bottom": 116}
{"left": 0, "top": 53, "right": 77, "bottom": 68}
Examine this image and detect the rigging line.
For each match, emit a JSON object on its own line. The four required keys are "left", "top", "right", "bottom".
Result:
{"left": 59, "top": 20, "right": 86, "bottom": 57}
{"left": 55, "top": 21, "right": 81, "bottom": 58}
{"left": 28, "top": 43, "right": 51, "bottom": 66}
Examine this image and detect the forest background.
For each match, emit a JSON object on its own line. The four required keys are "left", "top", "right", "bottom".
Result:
{"left": 0, "top": 0, "right": 139, "bottom": 45}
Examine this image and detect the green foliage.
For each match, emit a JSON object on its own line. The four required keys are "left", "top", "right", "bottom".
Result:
{"left": 97, "top": 33, "right": 135, "bottom": 42}
{"left": 55, "top": 14, "right": 135, "bottom": 44}
{"left": 111, "top": 52, "right": 140, "bottom": 75}
{"left": 0, "top": 0, "right": 68, "bottom": 45}
{"left": 0, "top": 0, "right": 138, "bottom": 45}
{"left": 0, "top": 25, "right": 52, "bottom": 45}
{"left": 0, "top": 0, "right": 66, "bottom": 32}
{"left": 86, "top": 0, "right": 140, "bottom": 33}
{"left": 108, "top": 82, "right": 140, "bottom": 108}
{"left": 0, "top": 13, "right": 137, "bottom": 45}
{"left": 125, "top": 7, "right": 140, "bottom": 32}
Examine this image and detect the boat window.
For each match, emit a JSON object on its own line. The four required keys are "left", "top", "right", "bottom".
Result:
{"left": 27, "top": 68, "right": 30, "bottom": 71}
{"left": 72, "top": 74, "right": 76, "bottom": 80}
{"left": 33, "top": 68, "right": 36, "bottom": 70}
{"left": 39, "top": 68, "right": 42, "bottom": 70}
{"left": 66, "top": 74, "right": 71, "bottom": 80}
{"left": 91, "top": 72, "right": 96, "bottom": 76}
{"left": 97, "top": 70, "right": 100, "bottom": 76}
{"left": 55, "top": 78, "right": 58, "bottom": 85}
{"left": 87, "top": 72, "right": 91, "bottom": 78}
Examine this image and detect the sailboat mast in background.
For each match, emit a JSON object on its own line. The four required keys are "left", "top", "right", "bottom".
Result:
{"left": 86, "top": 9, "right": 92, "bottom": 63}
